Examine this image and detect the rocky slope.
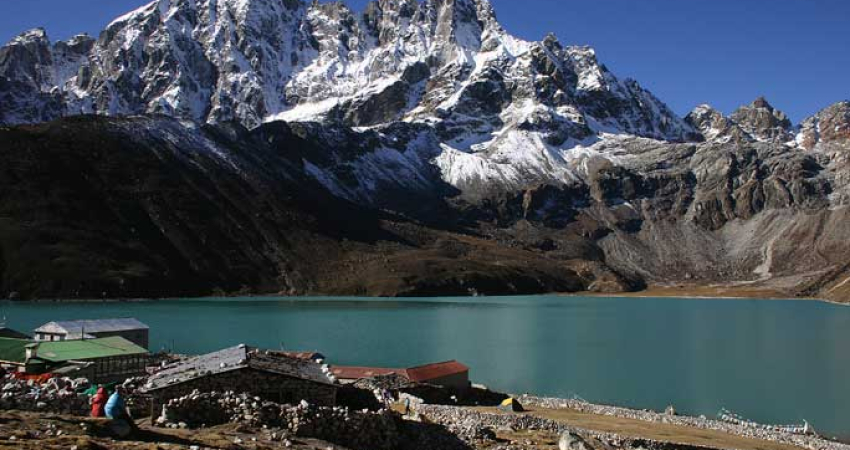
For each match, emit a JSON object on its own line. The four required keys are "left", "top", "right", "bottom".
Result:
{"left": 1, "top": 0, "right": 849, "bottom": 301}
{"left": 0, "top": 116, "right": 626, "bottom": 299}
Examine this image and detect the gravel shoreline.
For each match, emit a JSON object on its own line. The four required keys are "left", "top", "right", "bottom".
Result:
{"left": 419, "top": 403, "right": 703, "bottom": 450}
{"left": 517, "top": 395, "right": 850, "bottom": 450}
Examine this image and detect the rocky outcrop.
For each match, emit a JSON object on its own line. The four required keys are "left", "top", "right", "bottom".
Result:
{"left": 685, "top": 98, "right": 796, "bottom": 144}
{"left": 797, "top": 101, "right": 850, "bottom": 150}
{"left": 685, "top": 104, "right": 750, "bottom": 143}
{"left": 729, "top": 97, "right": 794, "bottom": 142}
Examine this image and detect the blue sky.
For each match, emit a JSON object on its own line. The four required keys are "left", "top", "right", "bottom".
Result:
{"left": 2, "top": 0, "right": 848, "bottom": 123}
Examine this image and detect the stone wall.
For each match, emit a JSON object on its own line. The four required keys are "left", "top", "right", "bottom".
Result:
{"left": 149, "top": 368, "right": 336, "bottom": 413}
{"left": 156, "top": 390, "right": 400, "bottom": 450}
{"left": 0, "top": 375, "right": 90, "bottom": 415}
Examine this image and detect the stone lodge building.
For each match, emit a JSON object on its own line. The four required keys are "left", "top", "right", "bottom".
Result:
{"left": 142, "top": 344, "right": 338, "bottom": 412}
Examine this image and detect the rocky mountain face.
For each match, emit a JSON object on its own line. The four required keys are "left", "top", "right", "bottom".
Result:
{"left": 1, "top": 0, "right": 850, "bottom": 301}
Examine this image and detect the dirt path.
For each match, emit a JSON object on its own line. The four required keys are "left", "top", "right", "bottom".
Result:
{"left": 478, "top": 407, "right": 807, "bottom": 450}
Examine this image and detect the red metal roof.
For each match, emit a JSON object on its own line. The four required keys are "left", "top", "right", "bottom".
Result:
{"left": 330, "top": 366, "right": 405, "bottom": 380}
{"left": 331, "top": 360, "right": 469, "bottom": 383}
{"left": 405, "top": 360, "right": 469, "bottom": 383}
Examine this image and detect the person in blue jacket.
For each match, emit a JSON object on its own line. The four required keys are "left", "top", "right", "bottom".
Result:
{"left": 104, "top": 386, "right": 137, "bottom": 437}
{"left": 105, "top": 386, "right": 133, "bottom": 422}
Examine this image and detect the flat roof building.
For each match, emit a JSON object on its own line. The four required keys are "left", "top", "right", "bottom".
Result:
{"left": 0, "top": 337, "right": 29, "bottom": 369}
{"left": 34, "top": 318, "right": 149, "bottom": 348}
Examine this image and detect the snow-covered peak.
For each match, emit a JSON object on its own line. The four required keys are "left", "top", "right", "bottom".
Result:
{"left": 8, "top": 28, "right": 49, "bottom": 45}
{"left": 64, "top": 34, "right": 94, "bottom": 47}
{"left": 0, "top": 0, "right": 705, "bottom": 197}
{"left": 687, "top": 101, "right": 796, "bottom": 144}
{"left": 685, "top": 104, "right": 738, "bottom": 142}
{"left": 1, "top": 0, "right": 694, "bottom": 140}
{"left": 107, "top": 0, "right": 160, "bottom": 28}
{"left": 690, "top": 104, "right": 717, "bottom": 116}
{"left": 564, "top": 46, "right": 608, "bottom": 92}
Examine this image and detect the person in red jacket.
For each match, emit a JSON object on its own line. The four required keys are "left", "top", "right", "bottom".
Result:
{"left": 91, "top": 387, "right": 108, "bottom": 418}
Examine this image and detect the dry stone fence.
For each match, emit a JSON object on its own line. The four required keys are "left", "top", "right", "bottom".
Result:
{"left": 156, "top": 390, "right": 401, "bottom": 450}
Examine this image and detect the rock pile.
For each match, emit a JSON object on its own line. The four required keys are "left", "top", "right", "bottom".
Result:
{"left": 0, "top": 374, "right": 90, "bottom": 415}
{"left": 418, "top": 404, "right": 564, "bottom": 438}
{"left": 120, "top": 376, "right": 151, "bottom": 418}
{"left": 560, "top": 432, "right": 595, "bottom": 450}
{"left": 353, "top": 373, "right": 412, "bottom": 392}
{"left": 427, "top": 411, "right": 498, "bottom": 444}
{"left": 157, "top": 390, "right": 400, "bottom": 450}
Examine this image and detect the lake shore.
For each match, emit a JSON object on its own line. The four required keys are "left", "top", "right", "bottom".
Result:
{"left": 565, "top": 284, "right": 825, "bottom": 302}
{"left": 8, "top": 281, "right": 840, "bottom": 304}
{"left": 4, "top": 289, "right": 821, "bottom": 303}
{"left": 511, "top": 395, "right": 849, "bottom": 450}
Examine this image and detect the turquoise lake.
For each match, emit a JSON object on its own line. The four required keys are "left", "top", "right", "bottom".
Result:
{"left": 2, "top": 296, "right": 848, "bottom": 436}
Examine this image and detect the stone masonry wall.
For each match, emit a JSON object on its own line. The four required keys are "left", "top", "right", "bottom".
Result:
{"left": 149, "top": 368, "right": 336, "bottom": 413}
{"left": 156, "top": 391, "right": 400, "bottom": 450}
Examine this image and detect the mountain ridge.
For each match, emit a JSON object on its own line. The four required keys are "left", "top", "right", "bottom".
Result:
{"left": 1, "top": 0, "right": 850, "bottom": 301}
{"left": 0, "top": 0, "right": 695, "bottom": 137}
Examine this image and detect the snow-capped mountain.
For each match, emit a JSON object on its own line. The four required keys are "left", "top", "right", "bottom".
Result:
{"left": 0, "top": 0, "right": 703, "bottom": 199}
{"left": 0, "top": 0, "right": 693, "bottom": 136}
{"left": 3, "top": 0, "right": 850, "bottom": 301}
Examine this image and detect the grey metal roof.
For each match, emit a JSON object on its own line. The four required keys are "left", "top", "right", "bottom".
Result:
{"left": 143, "top": 344, "right": 336, "bottom": 392}
{"left": 34, "top": 318, "right": 149, "bottom": 337}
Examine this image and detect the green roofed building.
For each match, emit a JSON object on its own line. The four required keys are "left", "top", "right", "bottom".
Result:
{"left": 0, "top": 337, "right": 29, "bottom": 367}
{"left": 0, "top": 336, "right": 149, "bottom": 383}
{"left": 36, "top": 336, "right": 147, "bottom": 362}
{"left": 36, "top": 336, "right": 150, "bottom": 382}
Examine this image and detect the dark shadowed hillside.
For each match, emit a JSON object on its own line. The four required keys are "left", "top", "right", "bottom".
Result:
{"left": 0, "top": 116, "right": 602, "bottom": 299}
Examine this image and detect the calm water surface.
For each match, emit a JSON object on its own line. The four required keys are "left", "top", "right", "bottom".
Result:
{"left": 2, "top": 296, "right": 849, "bottom": 436}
